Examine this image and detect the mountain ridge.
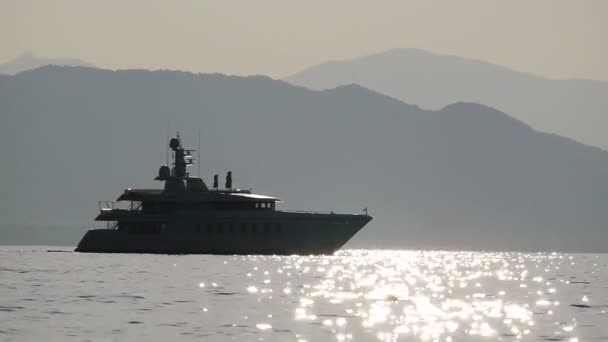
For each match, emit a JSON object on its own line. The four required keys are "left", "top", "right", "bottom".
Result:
{"left": 298, "top": 48, "right": 608, "bottom": 84}
{"left": 286, "top": 48, "right": 608, "bottom": 152}
{"left": 0, "top": 52, "right": 96, "bottom": 75}
{"left": 2, "top": 66, "right": 608, "bottom": 252}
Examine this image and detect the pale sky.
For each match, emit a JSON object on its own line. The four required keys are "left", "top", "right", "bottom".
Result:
{"left": 1, "top": 0, "right": 607, "bottom": 80}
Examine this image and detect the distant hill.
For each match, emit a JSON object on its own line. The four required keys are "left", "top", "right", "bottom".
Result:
{"left": 286, "top": 48, "right": 608, "bottom": 152}
{"left": 1, "top": 66, "right": 608, "bottom": 252}
{"left": 0, "top": 52, "right": 95, "bottom": 75}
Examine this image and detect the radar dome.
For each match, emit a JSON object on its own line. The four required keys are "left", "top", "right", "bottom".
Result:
{"left": 158, "top": 165, "right": 170, "bottom": 180}
{"left": 169, "top": 137, "right": 180, "bottom": 150}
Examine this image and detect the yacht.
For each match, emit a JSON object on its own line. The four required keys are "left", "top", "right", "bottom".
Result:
{"left": 75, "top": 133, "right": 372, "bottom": 254}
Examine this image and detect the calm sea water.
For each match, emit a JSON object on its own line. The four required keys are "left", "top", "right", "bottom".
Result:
{"left": 1, "top": 247, "right": 607, "bottom": 342}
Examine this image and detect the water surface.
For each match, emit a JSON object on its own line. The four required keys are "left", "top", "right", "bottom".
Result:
{"left": 1, "top": 247, "right": 607, "bottom": 341}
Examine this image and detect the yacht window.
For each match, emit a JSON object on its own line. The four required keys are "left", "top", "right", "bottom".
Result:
{"left": 207, "top": 223, "right": 213, "bottom": 233}
{"left": 276, "top": 223, "right": 282, "bottom": 233}
{"left": 264, "top": 223, "right": 270, "bottom": 233}
{"left": 251, "top": 223, "right": 257, "bottom": 233}
{"left": 229, "top": 223, "right": 235, "bottom": 233}
{"left": 125, "top": 222, "right": 162, "bottom": 234}
{"left": 217, "top": 223, "right": 223, "bottom": 233}
{"left": 196, "top": 224, "right": 201, "bottom": 233}
{"left": 241, "top": 223, "right": 247, "bottom": 233}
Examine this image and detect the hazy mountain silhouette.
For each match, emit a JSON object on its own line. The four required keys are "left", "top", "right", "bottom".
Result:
{"left": 1, "top": 66, "right": 608, "bottom": 251}
{"left": 286, "top": 48, "right": 608, "bottom": 151}
{"left": 0, "top": 52, "right": 95, "bottom": 75}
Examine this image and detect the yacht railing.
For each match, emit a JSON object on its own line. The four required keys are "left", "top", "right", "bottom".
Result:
{"left": 99, "top": 201, "right": 142, "bottom": 212}
{"left": 282, "top": 210, "right": 337, "bottom": 215}
{"left": 282, "top": 209, "right": 369, "bottom": 215}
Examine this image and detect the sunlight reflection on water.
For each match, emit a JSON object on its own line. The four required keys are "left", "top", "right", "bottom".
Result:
{"left": 1, "top": 248, "right": 607, "bottom": 341}
{"left": 239, "top": 250, "right": 604, "bottom": 342}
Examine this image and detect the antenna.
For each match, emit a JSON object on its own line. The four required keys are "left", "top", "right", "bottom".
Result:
{"left": 166, "top": 121, "right": 170, "bottom": 166}
{"left": 198, "top": 129, "right": 201, "bottom": 177}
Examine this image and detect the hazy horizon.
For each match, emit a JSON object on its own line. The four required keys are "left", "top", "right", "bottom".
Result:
{"left": 2, "top": 0, "right": 607, "bottom": 81}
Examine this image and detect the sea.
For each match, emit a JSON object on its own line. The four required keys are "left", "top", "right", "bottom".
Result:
{"left": 1, "top": 247, "right": 607, "bottom": 342}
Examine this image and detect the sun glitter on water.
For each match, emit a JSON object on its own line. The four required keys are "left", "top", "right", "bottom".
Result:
{"left": 2, "top": 247, "right": 605, "bottom": 341}
{"left": 241, "top": 250, "right": 584, "bottom": 342}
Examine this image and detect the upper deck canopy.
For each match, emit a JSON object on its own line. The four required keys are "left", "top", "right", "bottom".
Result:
{"left": 117, "top": 188, "right": 280, "bottom": 203}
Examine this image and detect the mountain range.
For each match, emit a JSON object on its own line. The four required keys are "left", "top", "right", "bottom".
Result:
{"left": 1, "top": 66, "right": 607, "bottom": 251}
{"left": 286, "top": 48, "right": 608, "bottom": 152}
{"left": 0, "top": 52, "right": 95, "bottom": 75}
